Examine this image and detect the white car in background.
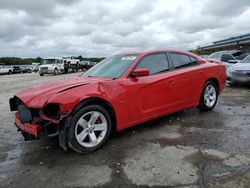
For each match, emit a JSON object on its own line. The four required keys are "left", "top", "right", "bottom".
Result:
{"left": 0, "top": 64, "right": 13, "bottom": 75}
{"left": 65, "top": 57, "right": 80, "bottom": 66}
{"left": 226, "top": 55, "right": 250, "bottom": 86}
{"left": 207, "top": 51, "right": 239, "bottom": 70}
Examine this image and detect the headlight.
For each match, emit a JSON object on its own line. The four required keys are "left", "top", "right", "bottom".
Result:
{"left": 43, "top": 104, "right": 60, "bottom": 119}
{"left": 228, "top": 69, "right": 235, "bottom": 74}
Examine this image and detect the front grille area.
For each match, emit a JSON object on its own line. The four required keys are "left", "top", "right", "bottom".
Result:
{"left": 40, "top": 67, "right": 48, "bottom": 71}
{"left": 234, "top": 70, "right": 250, "bottom": 76}
{"left": 234, "top": 73, "right": 244, "bottom": 76}
{"left": 17, "top": 104, "right": 33, "bottom": 123}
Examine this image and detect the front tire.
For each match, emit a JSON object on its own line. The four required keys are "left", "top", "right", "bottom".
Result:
{"left": 54, "top": 68, "right": 58, "bottom": 75}
{"left": 68, "top": 105, "right": 112, "bottom": 154}
{"left": 198, "top": 81, "right": 218, "bottom": 111}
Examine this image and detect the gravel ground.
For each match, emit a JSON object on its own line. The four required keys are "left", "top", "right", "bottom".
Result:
{"left": 0, "top": 73, "right": 250, "bottom": 188}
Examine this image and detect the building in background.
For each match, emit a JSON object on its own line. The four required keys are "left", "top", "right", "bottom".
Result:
{"left": 199, "top": 33, "right": 250, "bottom": 53}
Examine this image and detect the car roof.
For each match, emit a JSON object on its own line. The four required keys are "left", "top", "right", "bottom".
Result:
{"left": 117, "top": 49, "right": 201, "bottom": 59}
{"left": 211, "top": 50, "right": 242, "bottom": 56}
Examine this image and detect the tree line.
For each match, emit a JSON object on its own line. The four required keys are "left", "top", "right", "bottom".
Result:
{"left": 0, "top": 57, "right": 43, "bottom": 65}
{"left": 189, "top": 50, "right": 213, "bottom": 55}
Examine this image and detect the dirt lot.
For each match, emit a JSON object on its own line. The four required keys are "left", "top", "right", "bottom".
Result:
{"left": 0, "top": 73, "right": 250, "bottom": 188}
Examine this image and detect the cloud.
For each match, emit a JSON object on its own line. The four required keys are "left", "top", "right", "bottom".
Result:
{"left": 0, "top": 0, "right": 250, "bottom": 57}
{"left": 202, "top": 0, "right": 250, "bottom": 17}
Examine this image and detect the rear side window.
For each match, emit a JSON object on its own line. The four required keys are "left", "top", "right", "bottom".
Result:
{"left": 221, "top": 54, "right": 234, "bottom": 62}
{"left": 136, "top": 53, "right": 169, "bottom": 75}
{"left": 169, "top": 53, "right": 198, "bottom": 69}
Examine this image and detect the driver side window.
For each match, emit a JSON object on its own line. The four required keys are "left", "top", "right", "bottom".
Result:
{"left": 136, "top": 53, "right": 170, "bottom": 75}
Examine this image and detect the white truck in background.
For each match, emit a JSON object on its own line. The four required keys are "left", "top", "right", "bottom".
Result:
{"left": 39, "top": 57, "right": 82, "bottom": 76}
{"left": 39, "top": 57, "right": 64, "bottom": 76}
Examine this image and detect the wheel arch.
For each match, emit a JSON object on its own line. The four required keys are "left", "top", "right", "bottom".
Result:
{"left": 198, "top": 77, "right": 219, "bottom": 111}
{"left": 206, "top": 77, "right": 219, "bottom": 91}
{"left": 198, "top": 77, "right": 220, "bottom": 105}
{"left": 71, "top": 97, "right": 117, "bottom": 132}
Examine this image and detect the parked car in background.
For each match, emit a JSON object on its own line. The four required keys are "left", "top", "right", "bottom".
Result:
{"left": 79, "top": 60, "right": 88, "bottom": 67}
{"left": 236, "top": 53, "right": 250, "bottom": 62}
{"left": 0, "top": 64, "right": 13, "bottom": 75}
{"left": 10, "top": 49, "right": 226, "bottom": 153}
{"left": 31, "top": 63, "right": 41, "bottom": 72}
{"left": 79, "top": 60, "right": 97, "bottom": 70}
{"left": 226, "top": 55, "right": 250, "bottom": 86}
{"left": 200, "top": 55, "right": 208, "bottom": 58}
{"left": 79, "top": 60, "right": 89, "bottom": 71}
{"left": 84, "top": 61, "right": 98, "bottom": 70}
{"left": 20, "top": 65, "right": 32, "bottom": 73}
{"left": 12, "top": 66, "right": 22, "bottom": 74}
{"left": 207, "top": 51, "right": 240, "bottom": 69}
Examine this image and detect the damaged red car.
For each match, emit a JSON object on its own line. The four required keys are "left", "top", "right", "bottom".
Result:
{"left": 9, "top": 50, "right": 226, "bottom": 153}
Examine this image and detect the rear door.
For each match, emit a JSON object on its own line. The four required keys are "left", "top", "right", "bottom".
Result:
{"left": 167, "top": 52, "right": 203, "bottom": 108}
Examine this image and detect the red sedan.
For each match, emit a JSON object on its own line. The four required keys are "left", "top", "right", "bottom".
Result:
{"left": 9, "top": 50, "right": 226, "bottom": 153}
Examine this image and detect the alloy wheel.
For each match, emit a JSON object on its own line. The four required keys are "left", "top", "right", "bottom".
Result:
{"left": 204, "top": 84, "right": 217, "bottom": 107}
{"left": 74, "top": 111, "right": 108, "bottom": 148}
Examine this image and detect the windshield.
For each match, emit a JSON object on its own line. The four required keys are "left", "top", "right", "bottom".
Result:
{"left": 43, "top": 59, "right": 55, "bottom": 64}
{"left": 83, "top": 54, "right": 138, "bottom": 78}
{"left": 241, "top": 55, "right": 250, "bottom": 63}
{"left": 207, "top": 52, "right": 223, "bottom": 59}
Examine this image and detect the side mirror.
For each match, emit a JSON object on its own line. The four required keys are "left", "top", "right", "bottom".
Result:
{"left": 131, "top": 68, "right": 149, "bottom": 77}
{"left": 228, "top": 60, "right": 237, "bottom": 64}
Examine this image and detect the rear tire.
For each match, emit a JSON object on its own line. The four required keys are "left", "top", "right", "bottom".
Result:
{"left": 198, "top": 81, "right": 218, "bottom": 111}
{"left": 68, "top": 105, "right": 112, "bottom": 154}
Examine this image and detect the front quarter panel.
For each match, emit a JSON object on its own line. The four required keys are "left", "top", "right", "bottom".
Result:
{"left": 47, "top": 80, "right": 130, "bottom": 129}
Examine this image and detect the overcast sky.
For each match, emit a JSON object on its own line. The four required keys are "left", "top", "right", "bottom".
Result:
{"left": 1, "top": 0, "right": 250, "bottom": 57}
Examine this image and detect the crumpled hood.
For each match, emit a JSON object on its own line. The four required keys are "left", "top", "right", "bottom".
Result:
{"left": 16, "top": 76, "right": 108, "bottom": 108}
{"left": 231, "top": 63, "right": 250, "bottom": 71}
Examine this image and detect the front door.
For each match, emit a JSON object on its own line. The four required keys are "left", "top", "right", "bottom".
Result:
{"left": 128, "top": 53, "right": 175, "bottom": 123}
